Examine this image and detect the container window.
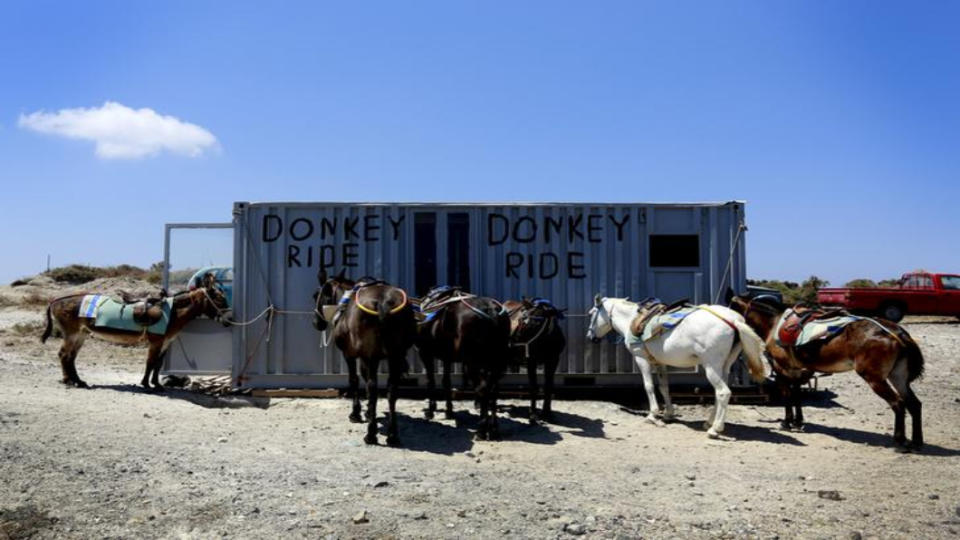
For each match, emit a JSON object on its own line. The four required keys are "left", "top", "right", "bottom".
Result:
{"left": 649, "top": 235, "right": 700, "bottom": 267}
{"left": 447, "top": 213, "right": 471, "bottom": 290}
{"left": 414, "top": 213, "right": 437, "bottom": 296}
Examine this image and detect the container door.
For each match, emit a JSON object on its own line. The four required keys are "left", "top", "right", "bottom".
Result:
{"left": 161, "top": 223, "right": 234, "bottom": 375}
{"left": 414, "top": 213, "right": 437, "bottom": 296}
{"left": 446, "top": 212, "right": 471, "bottom": 290}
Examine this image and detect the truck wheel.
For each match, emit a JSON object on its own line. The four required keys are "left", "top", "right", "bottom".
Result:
{"left": 880, "top": 303, "right": 904, "bottom": 322}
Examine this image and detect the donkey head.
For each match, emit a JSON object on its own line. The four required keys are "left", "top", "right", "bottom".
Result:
{"left": 586, "top": 293, "right": 613, "bottom": 344}
{"left": 314, "top": 268, "right": 354, "bottom": 330}
{"left": 198, "top": 272, "right": 231, "bottom": 325}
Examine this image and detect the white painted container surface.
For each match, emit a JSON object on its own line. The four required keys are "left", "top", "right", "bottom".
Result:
{"left": 230, "top": 201, "right": 748, "bottom": 389}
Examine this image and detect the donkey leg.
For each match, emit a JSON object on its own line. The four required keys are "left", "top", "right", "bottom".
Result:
{"left": 776, "top": 376, "right": 795, "bottom": 430}
{"left": 442, "top": 360, "right": 455, "bottom": 419}
{"left": 488, "top": 376, "right": 502, "bottom": 440}
{"left": 423, "top": 354, "right": 437, "bottom": 420}
{"left": 149, "top": 345, "right": 166, "bottom": 389}
{"left": 386, "top": 357, "right": 403, "bottom": 447}
{"left": 905, "top": 389, "right": 923, "bottom": 449}
{"left": 791, "top": 382, "right": 805, "bottom": 430}
{"left": 60, "top": 335, "right": 88, "bottom": 388}
{"left": 861, "top": 372, "right": 908, "bottom": 451}
{"left": 888, "top": 360, "right": 924, "bottom": 449}
{"left": 656, "top": 364, "right": 675, "bottom": 421}
{"left": 141, "top": 343, "right": 164, "bottom": 390}
{"left": 346, "top": 357, "right": 363, "bottom": 423}
{"left": 542, "top": 356, "right": 557, "bottom": 420}
{"left": 527, "top": 357, "right": 540, "bottom": 424}
{"left": 363, "top": 359, "right": 380, "bottom": 445}
{"left": 702, "top": 363, "right": 732, "bottom": 438}
{"left": 474, "top": 378, "right": 489, "bottom": 440}
{"left": 635, "top": 357, "right": 664, "bottom": 426}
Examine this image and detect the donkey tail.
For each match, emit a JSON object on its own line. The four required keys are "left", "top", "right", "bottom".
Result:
{"left": 902, "top": 332, "right": 925, "bottom": 382}
{"left": 41, "top": 303, "right": 53, "bottom": 343}
{"left": 378, "top": 299, "right": 390, "bottom": 322}
{"left": 734, "top": 318, "right": 770, "bottom": 382}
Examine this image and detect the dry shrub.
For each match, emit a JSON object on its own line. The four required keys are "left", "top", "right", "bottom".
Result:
{"left": 0, "top": 295, "right": 16, "bottom": 308}
{"left": 8, "top": 321, "right": 44, "bottom": 335}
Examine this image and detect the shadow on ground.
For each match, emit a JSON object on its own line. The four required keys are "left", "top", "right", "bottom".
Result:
{"left": 800, "top": 423, "right": 960, "bottom": 456}
{"left": 500, "top": 404, "right": 606, "bottom": 438}
{"left": 94, "top": 384, "right": 270, "bottom": 409}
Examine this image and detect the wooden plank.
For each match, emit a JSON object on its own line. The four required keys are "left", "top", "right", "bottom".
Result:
{"left": 251, "top": 388, "right": 340, "bottom": 398}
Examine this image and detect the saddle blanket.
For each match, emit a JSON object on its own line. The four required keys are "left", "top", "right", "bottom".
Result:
{"left": 775, "top": 314, "right": 861, "bottom": 348}
{"left": 77, "top": 294, "right": 173, "bottom": 335}
{"left": 640, "top": 306, "right": 699, "bottom": 342}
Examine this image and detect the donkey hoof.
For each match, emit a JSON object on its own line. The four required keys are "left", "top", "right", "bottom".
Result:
{"left": 363, "top": 434, "right": 378, "bottom": 445}
{"left": 790, "top": 424, "right": 805, "bottom": 433}
{"left": 444, "top": 410, "right": 455, "bottom": 420}
{"left": 349, "top": 413, "right": 363, "bottom": 423}
{"left": 893, "top": 444, "right": 912, "bottom": 454}
{"left": 424, "top": 410, "right": 435, "bottom": 420}
{"left": 779, "top": 420, "right": 793, "bottom": 431}
{"left": 707, "top": 429, "right": 720, "bottom": 439}
{"left": 386, "top": 435, "right": 402, "bottom": 447}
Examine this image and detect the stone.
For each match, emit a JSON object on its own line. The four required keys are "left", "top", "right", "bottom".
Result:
{"left": 352, "top": 510, "right": 368, "bottom": 524}
{"left": 817, "top": 490, "right": 843, "bottom": 501}
{"left": 565, "top": 523, "right": 587, "bottom": 535}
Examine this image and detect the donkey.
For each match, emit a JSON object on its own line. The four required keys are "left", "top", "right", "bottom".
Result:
{"left": 587, "top": 295, "right": 769, "bottom": 438}
{"left": 729, "top": 294, "right": 924, "bottom": 452}
{"left": 40, "top": 273, "right": 230, "bottom": 390}
{"left": 313, "top": 270, "right": 416, "bottom": 446}
{"left": 417, "top": 287, "right": 512, "bottom": 440}
{"left": 504, "top": 297, "right": 566, "bottom": 423}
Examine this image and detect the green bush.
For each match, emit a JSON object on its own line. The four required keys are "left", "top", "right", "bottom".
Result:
{"left": 746, "top": 276, "right": 829, "bottom": 305}
{"left": 45, "top": 264, "right": 102, "bottom": 284}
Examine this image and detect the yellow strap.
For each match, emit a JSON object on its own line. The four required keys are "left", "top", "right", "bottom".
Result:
{"left": 697, "top": 305, "right": 738, "bottom": 331}
{"left": 355, "top": 289, "right": 408, "bottom": 316}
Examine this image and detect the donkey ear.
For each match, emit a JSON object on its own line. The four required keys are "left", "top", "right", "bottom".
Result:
{"left": 724, "top": 287, "right": 735, "bottom": 305}
{"left": 593, "top": 293, "right": 602, "bottom": 307}
{"left": 203, "top": 272, "right": 216, "bottom": 288}
{"left": 336, "top": 268, "right": 347, "bottom": 280}
{"left": 318, "top": 269, "right": 328, "bottom": 283}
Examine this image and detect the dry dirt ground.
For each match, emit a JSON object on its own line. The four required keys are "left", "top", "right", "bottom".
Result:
{"left": 1, "top": 279, "right": 959, "bottom": 539}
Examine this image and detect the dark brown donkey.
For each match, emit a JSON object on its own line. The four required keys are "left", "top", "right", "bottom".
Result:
{"left": 729, "top": 294, "right": 924, "bottom": 452}
{"left": 313, "top": 270, "right": 416, "bottom": 446}
{"left": 40, "top": 273, "right": 231, "bottom": 390}
{"left": 504, "top": 297, "right": 566, "bottom": 423}
{"left": 417, "top": 286, "right": 511, "bottom": 440}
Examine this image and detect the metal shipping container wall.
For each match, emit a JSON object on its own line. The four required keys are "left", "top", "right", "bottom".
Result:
{"left": 231, "top": 202, "right": 747, "bottom": 389}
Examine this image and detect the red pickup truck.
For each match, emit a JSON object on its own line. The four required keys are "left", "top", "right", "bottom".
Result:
{"left": 817, "top": 272, "right": 960, "bottom": 322}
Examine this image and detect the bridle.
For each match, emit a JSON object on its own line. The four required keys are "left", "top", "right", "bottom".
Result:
{"left": 198, "top": 285, "right": 230, "bottom": 323}
{"left": 511, "top": 302, "right": 560, "bottom": 359}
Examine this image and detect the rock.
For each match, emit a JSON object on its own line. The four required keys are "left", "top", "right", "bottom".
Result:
{"left": 848, "top": 532, "right": 863, "bottom": 540}
{"left": 373, "top": 481, "right": 389, "bottom": 488}
{"left": 927, "top": 494, "right": 939, "bottom": 500}
{"left": 565, "top": 523, "right": 587, "bottom": 535}
{"left": 817, "top": 490, "right": 843, "bottom": 501}
{"left": 464, "top": 452, "right": 476, "bottom": 458}
{"left": 352, "top": 510, "right": 368, "bottom": 524}
{"left": 685, "top": 474, "right": 696, "bottom": 481}
{"left": 217, "top": 437, "right": 228, "bottom": 443}
{"left": 412, "top": 511, "right": 427, "bottom": 520}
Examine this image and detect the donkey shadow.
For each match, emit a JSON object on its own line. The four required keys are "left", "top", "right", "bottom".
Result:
{"left": 500, "top": 405, "right": 607, "bottom": 439}
{"left": 800, "top": 423, "right": 960, "bottom": 456}
{"left": 383, "top": 414, "right": 477, "bottom": 455}
{"left": 95, "top": 384, "right": 271, "bottom": 409}
{"left": 617, "top": 406, "right": 804, "bottom": 446}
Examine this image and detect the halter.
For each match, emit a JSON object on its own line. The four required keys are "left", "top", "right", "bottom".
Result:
{"left": 198, "top": 285, "right": 230, "bottom": 322}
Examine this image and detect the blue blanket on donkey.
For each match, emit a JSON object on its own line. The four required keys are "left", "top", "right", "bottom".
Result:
{"left": 78, "top": 294, "right": 173, "bottom": 335}
{"left": 639, "top": 306, "right": 700, "bottom": 342}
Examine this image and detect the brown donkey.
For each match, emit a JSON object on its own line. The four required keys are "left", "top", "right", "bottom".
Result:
{"left": 41, "top": 273, "right": 231, "bottom": 390}
{"left": 504, "top": 297, "right": 566, "bottom": 424}
{"left": 313, "top": 270, "right": 416, "bottom": 446}
{"left": 729, "top": 294, "right": 924, "bottom": 452}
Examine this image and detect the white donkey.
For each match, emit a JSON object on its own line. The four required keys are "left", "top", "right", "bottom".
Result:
{"left": 586, "top": 295, "right": 769, "bottom": 438}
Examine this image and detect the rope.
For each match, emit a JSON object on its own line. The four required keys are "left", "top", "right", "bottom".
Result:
{"left": 714, "top": 219, "right": 747, "bottom": 304}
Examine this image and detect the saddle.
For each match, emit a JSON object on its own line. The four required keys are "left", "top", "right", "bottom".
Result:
{"left": 629, "top": 298, "right": 691, "bottom": 337}
{"left": 777, "top": 305, "right": 849, "bottom": 347}
{"left": 118, "top": 289, "right": 168, "bottom": 327}
{"left": 420, "top": 285, "right": 466, "bottom": 312}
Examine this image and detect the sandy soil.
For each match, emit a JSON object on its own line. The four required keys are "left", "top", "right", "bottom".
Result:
{"left": 1, "top": 281, "right": 959, "bottom": 539}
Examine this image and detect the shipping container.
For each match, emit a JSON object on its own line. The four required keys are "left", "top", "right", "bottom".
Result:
{"left": 214, "top": 201, "right": 749, "bottom": 389}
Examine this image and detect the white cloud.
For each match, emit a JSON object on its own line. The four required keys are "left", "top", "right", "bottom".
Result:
{"left": 18, "top": 101, "right": 218, "bottom": 159}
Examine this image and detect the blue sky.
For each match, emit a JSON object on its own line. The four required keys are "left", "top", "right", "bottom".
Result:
{"left": 1, "top": 1, "right": 958, "bottom": 286}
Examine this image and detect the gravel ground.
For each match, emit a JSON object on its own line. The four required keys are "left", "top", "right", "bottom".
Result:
{"left": 1, "top": 291, "right": 959, "bottom": 539}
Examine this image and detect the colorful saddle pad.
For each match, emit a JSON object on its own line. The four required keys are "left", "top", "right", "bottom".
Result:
{"left": 774, "top": 311, "right": 860, "bottom": 348}
{"left": 78, "top": 294, "right": 173, "bottom": 335}
{"left": 640, "top": 306, "right": 699, "bottom": 342}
